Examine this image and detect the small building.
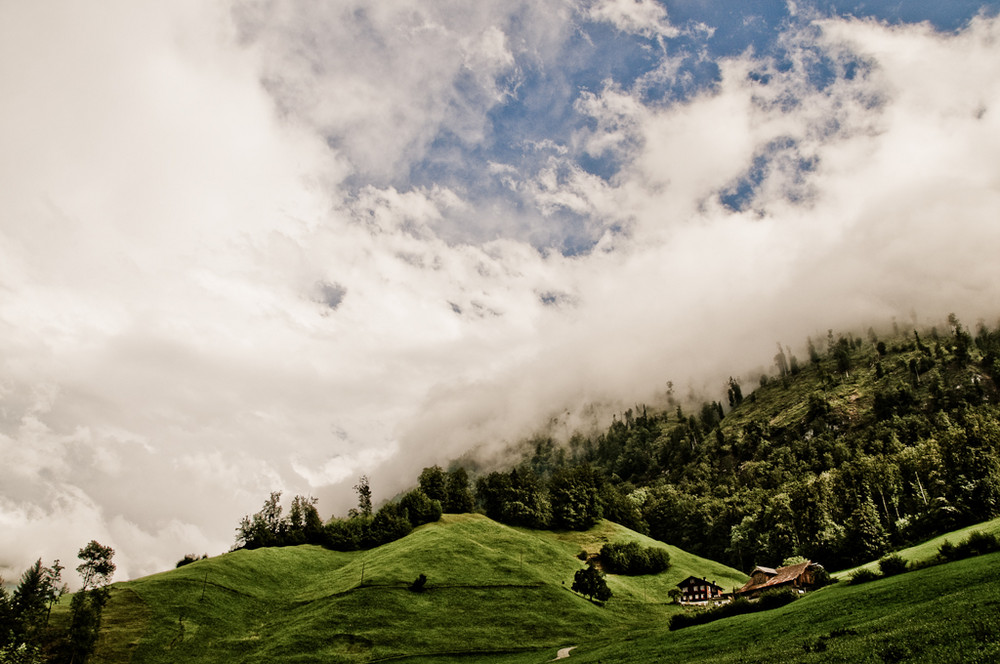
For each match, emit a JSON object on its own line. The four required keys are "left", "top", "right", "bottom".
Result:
{"left": 676, "top": 576, "right": 725, "bottom": 604}
{"left": 735, "top": 560, "right": 823, "bottom": 598}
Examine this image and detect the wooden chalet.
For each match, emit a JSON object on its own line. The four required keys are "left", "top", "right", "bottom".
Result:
{"left": 735, "top": 560, "right": 822, "bottom": 598}
{"left": 676, "top": 576, "right": 725, "bottom": 604}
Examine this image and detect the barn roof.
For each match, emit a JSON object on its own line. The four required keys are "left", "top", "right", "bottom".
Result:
{"left": 737, "top": 560, "right": 813, "bottom": 595}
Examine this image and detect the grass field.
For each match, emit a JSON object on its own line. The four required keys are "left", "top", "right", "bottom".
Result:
{"left": 65, "top": 515, "right": 1000, "bottom": 663}
{"left": 76, "top": 515, "right": 745, "bottom": 663}
{"left": 562, "top": 551, "right": 1000, "bottom": 664}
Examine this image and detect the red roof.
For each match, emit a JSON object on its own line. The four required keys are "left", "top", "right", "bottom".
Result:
{"left": 737, "top": 560, "right": 814, "bottom": 595}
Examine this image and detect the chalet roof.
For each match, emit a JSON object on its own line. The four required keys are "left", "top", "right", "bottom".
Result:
{"left": 752, "top": 566, "right": 777, "bottom": 576}
{"left": 676, "top": 576, "right": 723, "bottom": 590}
{"left": 737, "top": 560, "right": 814, "bottom": 595}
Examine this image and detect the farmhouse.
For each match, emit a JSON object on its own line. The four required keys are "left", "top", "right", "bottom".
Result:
{"left": 676, "top": 576, "right": 725, "bottom": 604}
{"left": 735, "top": 560, "right": 823, "bottom": 598}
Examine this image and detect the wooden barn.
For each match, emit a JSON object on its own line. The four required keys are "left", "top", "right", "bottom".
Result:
{"left": 735, "top": 560, "right": 823, "bottom": 598}
{"left": 676, "top": 576, "right": 725, "bottom": 604}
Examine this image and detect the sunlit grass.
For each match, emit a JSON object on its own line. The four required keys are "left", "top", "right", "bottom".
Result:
{"left": 86, "top": 514, "right": 746, "bottom": 663}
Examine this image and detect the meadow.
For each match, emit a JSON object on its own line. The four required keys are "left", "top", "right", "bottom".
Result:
{"left": 55, "top": 514, "right": 1000, "bottom": 663}
{"left": 77, "top": 514, "right": 743, "bottom": 663}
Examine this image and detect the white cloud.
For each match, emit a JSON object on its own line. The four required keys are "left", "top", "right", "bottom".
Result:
{"left": 2, "top": 2, "right": 1000, "bottom": 583}
{"left": 586, "top": 0, "right": 679, "bottom": 40}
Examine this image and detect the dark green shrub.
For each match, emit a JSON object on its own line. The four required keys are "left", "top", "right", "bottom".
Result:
{"left": 669, "top": 597, "right": 754, "bottom": 631}
{"left": 758, "top": 587, "right": 799, "bottom": 610}
{"left": 811, "top": 565, "right": 835, "bottom": 588}
{"left": 399, "top": 489, "right": 442, "bottom": 527}
{"left": 878, "top": 553, "right": 908, "bottom": 577}
{"left": 849, "top": 568, "right": 881, "bottom": 585}
{"left": 938, "top": 539, "right": 957, "bottom": 562}
{"left": 599, "top": 542, "right": 670, "bottom": 575}
{"left": 369, "top": 503, "right": 412, "bottom": 546}
{"left": 175, "top": 553, "right": 207, "bottom": 568}
{"left": 409, "top": 574, "right": 427, "bottom": 592}
{"left": 323, "top": 516, "right": 370, "bottom": 551}
{"left": 957, "top": 531, "right": 1000, "bottom": 557}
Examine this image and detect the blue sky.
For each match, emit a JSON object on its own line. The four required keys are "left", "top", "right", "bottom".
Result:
{"left": 395, "top": 1, "right": 1000, "bottom": 252}
{"left": 2, "top": 0, "right": 1000, "bottom": 581}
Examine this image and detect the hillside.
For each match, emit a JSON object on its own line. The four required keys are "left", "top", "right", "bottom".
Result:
{"left": 513, "top": 318, "right": 1000, "bottom": 572}
{"left": 79, "top": 515, "right": 745, "bottom": 663}
{"left": 564, "top": 551, "right": 1000, "bottom": 663}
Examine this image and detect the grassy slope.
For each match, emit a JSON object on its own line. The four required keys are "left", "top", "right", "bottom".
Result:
{"left": 85, "top": 514, "right": 746, "bottom": 664}
{"left": 567, "top": 551, "right": 1000, "bottom": 664}
{"left": 833, "top": 515, "right": 1000, "bottom": 578}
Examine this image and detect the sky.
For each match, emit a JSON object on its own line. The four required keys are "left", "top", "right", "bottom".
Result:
{"left": 3, "top": 0, "right": 1000, "bottom": 584}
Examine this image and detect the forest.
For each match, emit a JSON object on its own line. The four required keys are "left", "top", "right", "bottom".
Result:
{"left": 235, "top": 314, "right": 1000, "bottom": 574}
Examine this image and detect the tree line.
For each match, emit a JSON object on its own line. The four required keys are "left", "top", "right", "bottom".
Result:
{"left": 234, "top": 468, "right": 473, "bottom": 552}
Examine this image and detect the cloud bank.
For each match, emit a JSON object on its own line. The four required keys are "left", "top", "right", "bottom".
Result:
{"left": 2, "top": 1, "right": 999, "bottom": 582}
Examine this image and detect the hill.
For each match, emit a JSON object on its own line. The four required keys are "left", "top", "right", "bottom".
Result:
{"left": 563, "top": 551, "right": 1000, "bottom": 663}
{"left": 80, "top": 515, "right": 745, "bottom": 663}
{"left": 511, "top": 317, "right": 1000, "bottom": 572}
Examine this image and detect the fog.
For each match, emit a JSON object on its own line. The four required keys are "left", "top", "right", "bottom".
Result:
{"left": 2, "top": 1, "right": 999, "bottom": 583}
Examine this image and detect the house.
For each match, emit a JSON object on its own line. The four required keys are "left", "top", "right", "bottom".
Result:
{"left": 735, "top": 560, "right": 823, "bottom": 598}
{"left": 676, "top": 576, "right": 725, "bottom": 604}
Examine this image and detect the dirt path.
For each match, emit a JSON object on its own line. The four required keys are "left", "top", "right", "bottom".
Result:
{"left": 551, "top": 646, "right": 576, "bottom": 661}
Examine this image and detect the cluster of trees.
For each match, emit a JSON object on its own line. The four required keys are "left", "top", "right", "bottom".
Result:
{"left": 234, "top": 469, "right": 475, "bottom": 552}
{"left": 599, "top": 542, "right": 670, "bottom": 575}
{"left": 0, "top": 541, "right": 115, "bottom": 664}
{"left": 473, "top": 464, "right": 642, "bottom": 533}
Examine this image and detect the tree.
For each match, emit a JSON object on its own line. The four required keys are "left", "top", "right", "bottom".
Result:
{"left": 399, "top": 489, "right": 442, "bottom": 527}
{"left": 76, "top": 541, "right": 115, "bottom": 593}
{"left": 68, "top": 541, "right": 115, "bottom": 664}
{"left": 418, "top": 466, "right": 447, "bottom": 503}
{"left": 833, "top": 337, "right": 852, "bottom": 377}
{"left": 0, "top": 579, "right": 12, "bottom": 647}
{"left": 727, "top": 377, "right": 743, "bottom": 408}
{"left": 846, "top": 499, "right": 889, "bottom": 564}
{"left": 549, "top": 466, "right": 602, "bottom": 531}
{"left": 368, "top": 502, "right": 411, "bottom": 546}
{"left": 10, "top": 561, "right": 47, "bottom": 647}
{"left": 571, "top": 566, "right": 612, "bottom": 603}
{"left": 42, "top": 560, "right": 66, "bottom": 626}
{"left": 444, "top": 467, "right": 475, "bottom": 513}
{"left": 287, "top": 495, "right": 323, "bottom": 545}
{"left": 352, "top": 476, "right": 373, "bottom": 518}
{"left": 234, "top": 491, "right": 283, "bottom": 549}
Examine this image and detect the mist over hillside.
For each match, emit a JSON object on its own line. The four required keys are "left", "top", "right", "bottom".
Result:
{"left": 2, "top": 0, "right": 1000, "bottom": 582}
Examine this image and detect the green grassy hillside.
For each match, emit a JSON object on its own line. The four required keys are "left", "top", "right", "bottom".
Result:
{"left": 83, "top": 514, "right": 745, "bottom": 663}
{"left": 565, "top": 551, "right": 1000, "bottom": 664}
